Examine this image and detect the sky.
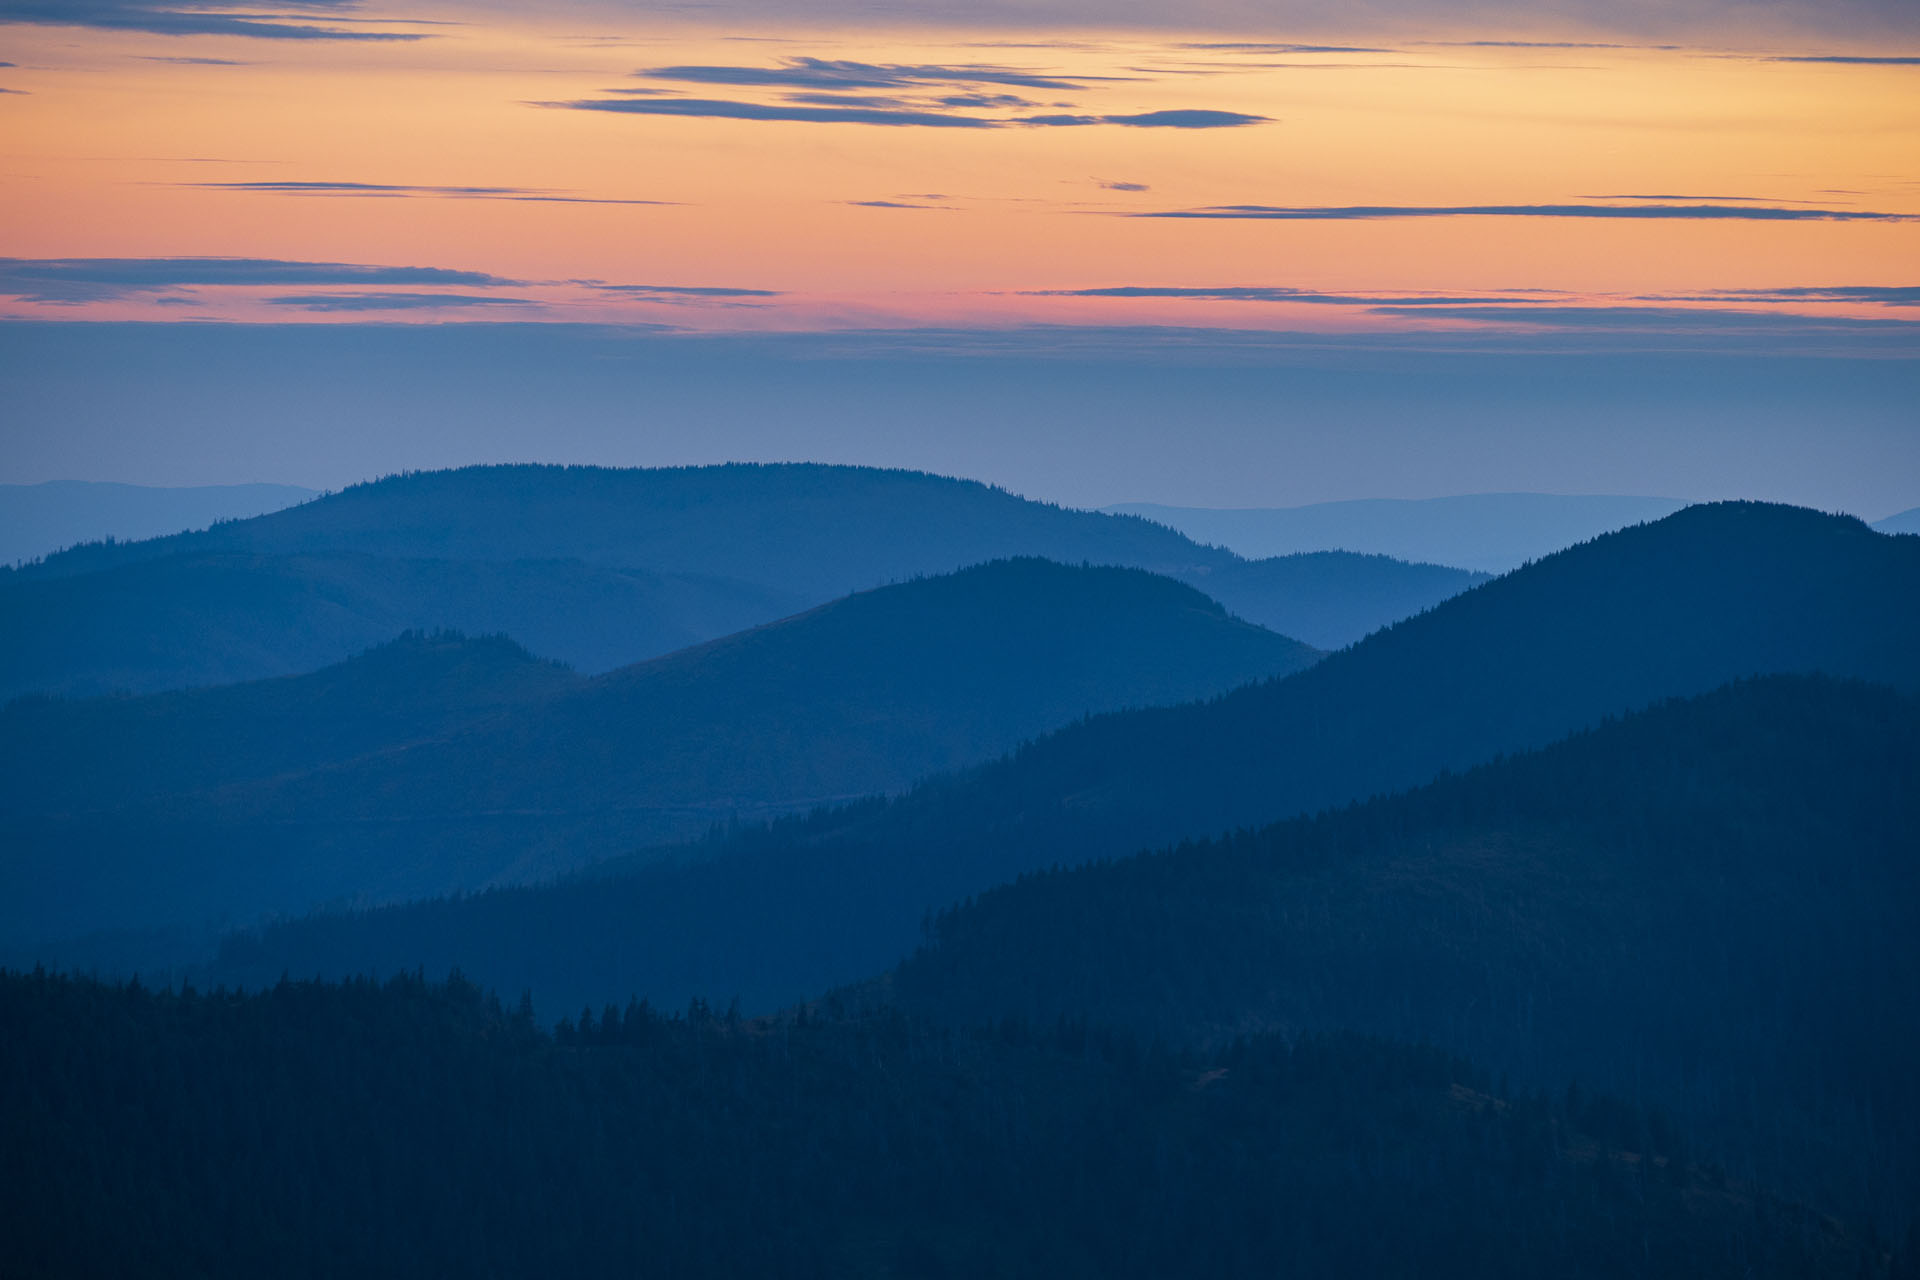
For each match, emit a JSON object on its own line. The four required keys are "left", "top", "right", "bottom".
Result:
{"left": 0, "top": 0, "right": 1915, "bottom": 512}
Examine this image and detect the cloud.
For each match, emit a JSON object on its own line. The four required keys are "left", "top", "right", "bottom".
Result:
{"left": 1766, "top": 54, "right": 1920, "bottom": 63}
{"left": 1584, "top": 192, "right": 1832, "bottom": 202}
{"left": 1423, "top": 40, "right": 1680, "bottom": 49}
{"left": 584, "top": 282, "right": 784, "bottom": 300}
{"left": 0, "top": 0, "right": 430, "bottom": 41}
{"left": 1026, "top": 285, "right": 1534, "bottom": 305}
{"left": 140, "top": 54, "right": 250, "bottom": 64}
{"left": 0, "top": 256, "right": 516, "bottom": 303}
{"left": 264, "top": 292, "right": 536, "bottom": 311}
{"left": 556, "top": 96, "right": 1003, "bottom": 127}
{"left": 0, "top": 85, "right": 28, "bottom": 93}
{"left": 1366, "top": 304, "right": 1920, "bottom": 331}
{"left": 556, "top": 94, "right": 1261, "bottom": 128}
{"left": 1028, "top": 282, "right": 1920, "bottom": 313}
{"left": 847, "top": 198, "right": 955, "bottom": 209}
{"left": 1098, "top": 180, "right": 1150, "bottom": 192}
{"left": 636, "top": 56, "right": 1095, "bottom": 91}
{"left": 935, "top": 91, "right": 1043, "bottom": 107}
{"left": 188, "top": 180, "right": 670, "bottom": 204}
{"left": 1178, "top": 42, "right": 1392, "bottom": 52}
{"left": 1023, "top": 108, "right": 1266, "bottom": 127}
{"left": 1682, "top": 285, "right": 1920, "bottom": 306}
{"left": 1133, "top": 202, "right": 1908, "bottom": 221}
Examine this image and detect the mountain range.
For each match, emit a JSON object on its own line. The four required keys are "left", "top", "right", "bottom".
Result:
{"left": 8, "top": 471, "right": 1920, "bottom": 1273}
{"left": 0, "top": 464, "right": 1479, "bottom": 700}
{"left": 201, "top": 502, "right": 1920, "bottom": 1021}
{"left": 1110, "top": 491, "right": 1920, "bottom": 572}
{"left": 0, "top": 559, "right": 1317, "bottom": 950}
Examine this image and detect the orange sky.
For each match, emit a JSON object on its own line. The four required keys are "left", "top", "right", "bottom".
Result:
{"left": 1, "top": 14, "right": 1916, "bottom": 334}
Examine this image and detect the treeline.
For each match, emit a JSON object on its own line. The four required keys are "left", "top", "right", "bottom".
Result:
{"left": 0, "top": 968, "right": 1892, "bottom": 1279}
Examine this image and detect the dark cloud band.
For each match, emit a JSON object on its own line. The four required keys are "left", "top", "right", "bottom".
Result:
{"left": 554, "top": 96, "right": 1264, "bottom": 128}
{"left": 0, "top": 256, "right": 513, "bottom": 303}
{"left": 264, "top": 292, "right": 536, "bottom": 312}
{"left": 0, "top": 0, "right": 428, "bottom": 41}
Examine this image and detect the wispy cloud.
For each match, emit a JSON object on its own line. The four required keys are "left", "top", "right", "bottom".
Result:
{"left": 1765, "top": 54, "right": 1920, "bottom": 64}
{"left": 265, "top": 291, "right": 535, "bottom": 311}
{"left": 556, "top": 96, "right": 1004, "bottom": 127}
{"left": 0, "top": 255, "right": 514, "bottom": 303}
{"left": 139, "top": 54, "right": 250, "bottom": 65}
{"left": 1025, "top": 285, "right": 1538, "bottom": 305}
{"left": 1132, "top": 202, "right": 1909, "bottom": 221}
{"left": 582, "top": 282, "right": 784, "bottom": 300}
{"left": 185, "top": 180, "right": 671, "bottom": 204}
{"left": 1026, "top": 282, "right": 1920, "bottom": 312}
{"left": 1097, "top": 180, "right": 1150, "bottom": 192}
{"left": 848, "top": 198, "right": 956, "bottom": 209}
{"left": 553, "top": 95, "right": 1264, "bottom": 128}
{"left": 636, "top": 56, "right": 1098, "bottom": 91}
{"left": 1366, "top": 304, "right": 1920, "bottom": 331}
{"left": 1677, "top": 285, "right": 1920, "bottom": 305}
{"left": 0, "top": 0, "right": 429, "bottom": 41}
{"left": 1422, "top": 40, "right": 1682, "bottom": 49}
{"left": 1177, "top": 42, "right": 1392, "bottom": 53}
{"left": 1022, "top": 109, "right": 1266, "bottom": 127}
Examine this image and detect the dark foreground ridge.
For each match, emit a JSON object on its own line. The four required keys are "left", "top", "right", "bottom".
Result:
{"left": 0, "top": 969, "right": 1887, "bottom": 1280}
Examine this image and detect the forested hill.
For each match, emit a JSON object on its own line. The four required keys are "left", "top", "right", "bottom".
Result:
{"left": 7, "top": 463, "right": 1218, "bottom": 590}
{"left": 891, "top": 674, "right": 1920, "bottom": 1223}
{"left": 2, "top": 560, "right": 1317, "bottom": 950}
{"left": 206, "top": 503, "right": 1918, "bottom": 1017}
{"left": 0, "top": 463, "right": 1480, "bottom": 698}
{"left": 0, "top": 630, "right": 576, "bottom": 814}
{"left": 0, "top": 970, "right": 1885, "bottom": 1279}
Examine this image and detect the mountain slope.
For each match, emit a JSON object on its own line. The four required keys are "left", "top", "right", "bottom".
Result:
{"left": 202, "top": 503, "right": 1920, "bottom": 1022}
{"left": 1108, "top": 493, "right": 1688, "bottom": 573}
{"left": 2, "top": 559, "right": 1318, "bottom": 947}
{"left": 1877, "top": 505, "right": 1920, "bottom": 536}
{"left": 1195, "top": 551, "right": 1489, "bottom": 649}
{"left": 0, "top": 631, "right": 577, "bottom": 815}
{"left": 888, "top": 675, "right": 1920, "bottom": 1221}
{"left": 0, "top": 464, "right": 1476, "bottom": 697}
{"left": 0, "top": 550, "right": 802, "bottom": 700}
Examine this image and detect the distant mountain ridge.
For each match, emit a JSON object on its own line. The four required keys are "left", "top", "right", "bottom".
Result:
{"left": 0, "top": 480, "right": 318, "bottom": 568}
{"left": 0, "top": 464, "right": 1480, "bottom": 699}
{"left": 1107, "top": 492, "right": 1689, "bottom": 573}
{"left": 0, "top": 559, "right": 1318, "bottom": 949}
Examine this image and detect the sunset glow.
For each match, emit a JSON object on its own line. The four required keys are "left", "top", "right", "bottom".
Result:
{"left": 4, "top": 13, "right": 1916, "bottom": 336}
